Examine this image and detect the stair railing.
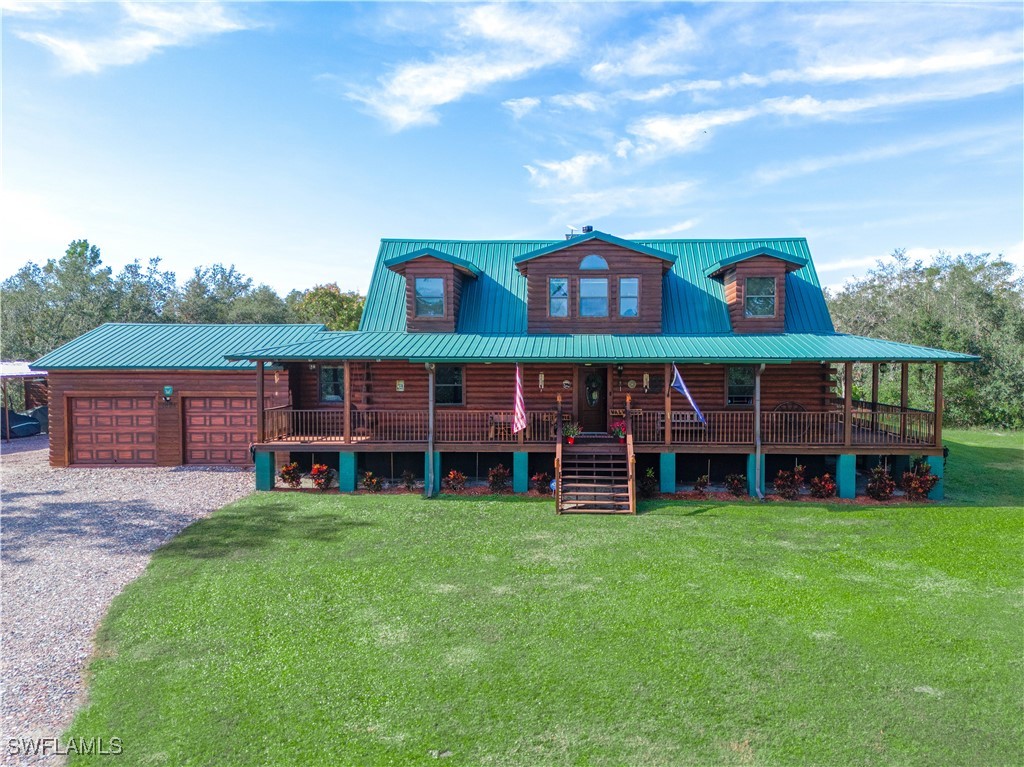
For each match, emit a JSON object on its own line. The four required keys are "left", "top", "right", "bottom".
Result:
{"left": 625, "top": 394, "right": 637, "bottom": 515}
{"left": 555, "top": 394, "right": 563, "bottom": 514}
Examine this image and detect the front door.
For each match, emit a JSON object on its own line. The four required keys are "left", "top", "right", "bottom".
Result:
{"left": 577, "top": 367, "right": 607, "bottom": 433}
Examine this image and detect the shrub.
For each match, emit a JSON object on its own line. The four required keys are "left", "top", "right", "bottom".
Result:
{"left": 724, "top": 473, "right": 746, "bottom": 497}
{"left": 487, "top": 463, "right": 511, "bottom": 493}
{"left": 361, "top": 470, "right": 382, "bottom": 493}
{"left": 693, "top": 474, "right": 709, "bottom": 497}
{"left": 809, "top": 473, "right": 837, "bottom": 498}
{"left": 773, "top": 464, "right": 806, "bottom": 500}
{"left": 901, "top": 462, "right": 940, "bottom": 501}
{"left": 531, "top": 471, "right": 552, "bottom": 494}
{"left": 638, "top": 466, "right": 659, "bottom": 498}
{"left": 866, "top": 464, "right": 895, "bottom": 500}
{"left": 443, "top": 469, "right": 467, "bottom": 493}
{"left": 400, "top": 469, "right": 417, "bottom": 491}
{"left": 310, "top": 463, "right": 334, "bottom": 492}
{"left": 278, "top": 461, "right": 302, "bottom": 488}
{"left": 608, "top": 419, "right": 626, "bottom": 438}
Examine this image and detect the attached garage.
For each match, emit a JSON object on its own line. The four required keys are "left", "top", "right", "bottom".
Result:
{"left": 70, "top": 396, "right": 158, "bottom": 465}
{"left": 31, "top": 323, "right": 326, "bottom": 468}
{"left": 183, "top": 396, "right": 257, "bottom": 465}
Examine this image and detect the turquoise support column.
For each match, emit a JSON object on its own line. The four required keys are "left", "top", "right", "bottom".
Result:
{"left": 513, "top": 452, "right": 529, "bottom": 493}
{"left": 659, "top": 453, "right": 676, "bottom": 493}
{"left": 338, "top": 452, "right": 356, "bottom": 493}
{"left": 927, "top": 457, "right": 944, "bottom": 500}
{"left": 424, "top": 451, "right": 441, "bottom": 496}
{"left": 837, "top": 454, "right": 857, "bottom": 499}
{"left": 255, "top": 451, "right": 274, "bottom": 491}
{"left": 746, "top": 453, "right": 765, "bottom": 497}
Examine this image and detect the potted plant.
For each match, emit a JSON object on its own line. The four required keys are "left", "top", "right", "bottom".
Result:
{"left": 563, "top": 421, "right": 581, "bottom": 445}
{"left": 609, "top": 419, "right": 626, "bottom": 442}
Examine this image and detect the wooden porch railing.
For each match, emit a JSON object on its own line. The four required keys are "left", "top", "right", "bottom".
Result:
{"left": 625, "top": 396, "right": 636, "bottom": 514}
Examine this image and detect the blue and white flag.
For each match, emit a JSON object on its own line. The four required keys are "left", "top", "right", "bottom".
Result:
{"left": 671, "top": 364, "right": 706, "bottom": 424}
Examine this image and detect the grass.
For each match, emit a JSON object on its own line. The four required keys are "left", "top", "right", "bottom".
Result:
{"left": 66, "top": 429, "right": 1023, "bottom": 766}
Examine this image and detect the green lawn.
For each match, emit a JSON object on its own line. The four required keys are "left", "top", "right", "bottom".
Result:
{"left": 67, "top": 429, "right": 1023, "bottom": 766}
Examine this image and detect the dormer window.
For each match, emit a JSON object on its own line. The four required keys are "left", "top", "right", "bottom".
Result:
{"left": 414, "top": 277, "right": 445, "bottom": 317}
{"left": 548, "top": 278, "right": 568, "bottom": 317}
{"left": 579, "top": 254, "right": 609, "bottom": 270}
{"left": 619, "top": 277, "right": 639, "bottom": 317}
{"left": 744, "top": 277, "right": 776, "bottom": 318}
{"left": 579, "top": 278, "right": 609, "bottom": 317}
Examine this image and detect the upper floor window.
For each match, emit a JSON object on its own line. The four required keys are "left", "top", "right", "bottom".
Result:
{"left": 414, "top": 277, "right": 445, "bottom": 317}
{"left": 619, "top": 277, "right": 639, "bottom": 317}
{"left": 727, "top": 366, "right": 754, "bottom": 406}
{"left": 745, "top": 277, "right": 776, "bottom": 318}
{"left": 434, "top": 365, "right": 463, "bottom": 405}
{"left": 579, "top": 278, "right": 609, "bottom": 317}
{"left": 549, "top": 278, "right": 568, "bottom": 317}
{"left": 319, "top": 365, "right": 344, "bottom": 403}
{"left": 579, "top": 254, "right": 609, "bottom": 270}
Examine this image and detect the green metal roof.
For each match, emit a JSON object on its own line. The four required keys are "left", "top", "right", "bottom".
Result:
{"left": 229, "top": 331, "right": 977, "bottom": 364}
{"left": 31, "top": 323, "right": 326, "bottom": 371}
{"left": 360, "top": 236, "right": 832, "bottom": 334}
{"left": 704, "top": 247, "right": 809, "bottom": 278}
{"left": 512, "top": 230, "right": 676, "bottom": 264}
{"left": 384, "top": 248, "right": 482, "bottom": 277}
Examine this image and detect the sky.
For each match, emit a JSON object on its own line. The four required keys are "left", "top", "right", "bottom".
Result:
{"left": 2, "top": 1, "right": 1022, "bottom": 296}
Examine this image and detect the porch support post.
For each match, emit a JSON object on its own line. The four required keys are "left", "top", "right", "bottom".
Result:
{"left": 753, "top": 363, "right": 764, "bottom": 497}
{"left": 255, "top": 360, "right": 265, "bottom": 443}
{"left": 900, "top": 362, "right": 909, "bottom": 438}
{"left": 338, "top": 452, "right": 356, "bottom": 492}
{"left": 255, "top": 451, "right": 274, "bottom": 491}
{"left": 513, "top": 452, "right": 529, "bottom": 493}
{"left": 746, "top": 453, "right": 765, "bottom": 497}
{"left": 837, "top": 454, "right": 856, "bottom": 499}
{"left": 843, "top": 362, "right": 853, "bottom": 447}
{"left": 424, "top": 450, "right": 440, "bottom": 495}
{"left": 343, "top": 360, "right": 351, "bottom": 444}
{"left": 659, "top": 452, "right": 676, "bottom": 494}
{"left": 425, "top": 363, "right": 436, "bottom": 498}
{"left": 934, "top": 363, "right": 944, "bottom": 448}
{"left": 663, "top": 363, "right": 672, "bottom": 445}
{"left": 870, "top": 362, "right": 879, "bottom": 433}
{"left": 927, "top": 455, "right": 944, "bottom": 501}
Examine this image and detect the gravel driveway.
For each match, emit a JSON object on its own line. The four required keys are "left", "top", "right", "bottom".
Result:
{"left": 1, "top": 436, "right": 255, "bottom": 764}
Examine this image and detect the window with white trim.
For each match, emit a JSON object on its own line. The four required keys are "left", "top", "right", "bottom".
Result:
{"left": 549, "top": 277, "right": 568, "bottom": 317}
{"left": 619, "top": 277, "right": 639, "bottom": 317}
{"left": 579, "top": 278, "right": 609, "bottom": 317}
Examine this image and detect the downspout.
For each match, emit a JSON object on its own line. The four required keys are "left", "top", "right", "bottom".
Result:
{"left": 425, "top": 362, "right": 436, "bottom": 498}
{"left": 754, "top": 363, "right": 765, "bottom": 500}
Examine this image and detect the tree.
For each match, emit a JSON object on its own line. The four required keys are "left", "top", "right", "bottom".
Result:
{"left": 291, "top": 283, "right": 365, "bottom": 330}
{"left": 170, "top": 264, "right": 253, "bottom": 324}
{"left": 228, "top": 284, "right": 293, "bottom": 324}
{"left": 828, "top": 250, "right": 1024, "bottom": 428}
{"left": 112, "top": 258, "right": 178, "bottom": 323}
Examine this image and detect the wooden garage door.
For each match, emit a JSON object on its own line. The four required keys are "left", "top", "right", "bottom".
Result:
{"left": 184, "top": 397, "right": 256, "bottom": 465}
{"left": 71, "top": 397, "right": 157, "bottom": 465}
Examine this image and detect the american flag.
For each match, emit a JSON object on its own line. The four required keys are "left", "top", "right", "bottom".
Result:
{"left": 512, "top": 363, "right": 527, "bottom": 433}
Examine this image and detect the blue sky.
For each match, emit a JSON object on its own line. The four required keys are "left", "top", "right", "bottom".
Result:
{"left": 2, "top": 1, "right": 1022, "bottom": 295}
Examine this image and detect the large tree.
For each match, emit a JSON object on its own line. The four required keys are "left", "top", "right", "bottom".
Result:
{"left": 828, "top": 250, "right": 1024, "bottom": 428}
{"left": 291, "top": 283, "right": 365, "bottom": 330}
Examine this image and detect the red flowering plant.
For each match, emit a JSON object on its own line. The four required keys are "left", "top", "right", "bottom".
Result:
{"left": 310, "top": 463, "right": 334, "bottom": 492}
{"left": 773, "top": 465, "right": 806, "bottom": 500}
{"left": 809, "top": 473, "right": 837, "bottom": 499}
{"left": 609, "top": 419, "right": 626, "bottom": 439}
{"left": 901, "top": 462, "right": 939, "bottom": 501}
{"left": 866, "top": 464, "right": 895, "bottom": 500}
{"left": 362, "top": 471, "right": 383, "bottom": 493}
{"left": 278, "top": 462, "right": 302, "bottom": 488}
{"left": 443, "top": 469, "right": 467, "bottom": 493}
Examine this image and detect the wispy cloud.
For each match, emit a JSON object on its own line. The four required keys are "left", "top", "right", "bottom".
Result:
{"left": 348, "top": 4, "right": 581, "bottom": 131}
{"left": 15, "top": 2, "right": 251, "bottom": 74}
{"left": 525, "top": 153, "right": 608, "bottom": 188}
{"left": 503, "top": 96, "right": 540, "bottom": 120}
{"left": 624, "top": 219, "right": 699, "bottom": 239}
{"left": 534, "top": 180, "right": 699, "bottom": 221}
{"left": 589, "top": 16, "right": 699, "bottom": 81}
{"left": 754, "top": 126, "right": 1019, "bottom": 184}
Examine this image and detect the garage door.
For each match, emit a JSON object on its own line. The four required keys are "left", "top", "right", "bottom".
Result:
{"left": 71, "top": 397, "right": 157, "bottom": 465}
{"left": 184, "top": 396, "right": 256, "bottom": 465}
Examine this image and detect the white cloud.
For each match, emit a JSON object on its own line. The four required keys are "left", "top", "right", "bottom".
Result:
{"left": 753, "top": 126, "right": 1019, "bottom": 184}
{"left": 549, "top": 92, "right": 601, "bottom": 111}
{"left": 349, "top": 4, "right": 580, "bottom": 131}
{"left": 525, "top": 153, "right": 608, "bottom": 188}
{"left": 534, "top": 180, "right": 698, "bottom": 221}
{"left": 16, "top": 1, "right": 250, "bottom": 74}
{"left": 629, "top": 106, "right": 760, "bottom": 155}
{"left": 624, "top": 219, "right": 699, "bottom": 239}
{"left": 503, "top": 97, "right": 540, "bottom": 120}
{"left": 589, "top": 16, "right": 699, "bottom": 80}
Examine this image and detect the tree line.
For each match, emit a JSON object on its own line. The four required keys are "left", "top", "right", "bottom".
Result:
{"left": 1, "top": 240, "right": 365, "bottom": 360}
{"left": 827, "top": 250, "right": 1024, "bottom": 429}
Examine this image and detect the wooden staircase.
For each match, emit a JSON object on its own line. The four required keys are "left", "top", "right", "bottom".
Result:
{"left": 557, "top": 441, "right": 634, "bottom": 514}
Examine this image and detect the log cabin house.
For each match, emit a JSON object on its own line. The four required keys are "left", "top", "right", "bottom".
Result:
{"left": 32, "top": 230, "right": 975, "bottom": 512}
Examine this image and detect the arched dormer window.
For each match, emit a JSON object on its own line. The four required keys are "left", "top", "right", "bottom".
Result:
{"left": 579, "top": 254, "right": 609, "bottom": 270}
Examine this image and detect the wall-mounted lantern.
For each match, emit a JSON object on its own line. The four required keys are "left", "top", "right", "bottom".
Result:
{"left": 162, "top": 385, "right": 173, "bottom": 403}
{"left": 538, "top": 373, "right": 545, "bottom": 391}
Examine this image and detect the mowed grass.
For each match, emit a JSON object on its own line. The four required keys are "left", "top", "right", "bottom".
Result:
{"left": 67, "top": 430, "right": 1023, "bottom": 766}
